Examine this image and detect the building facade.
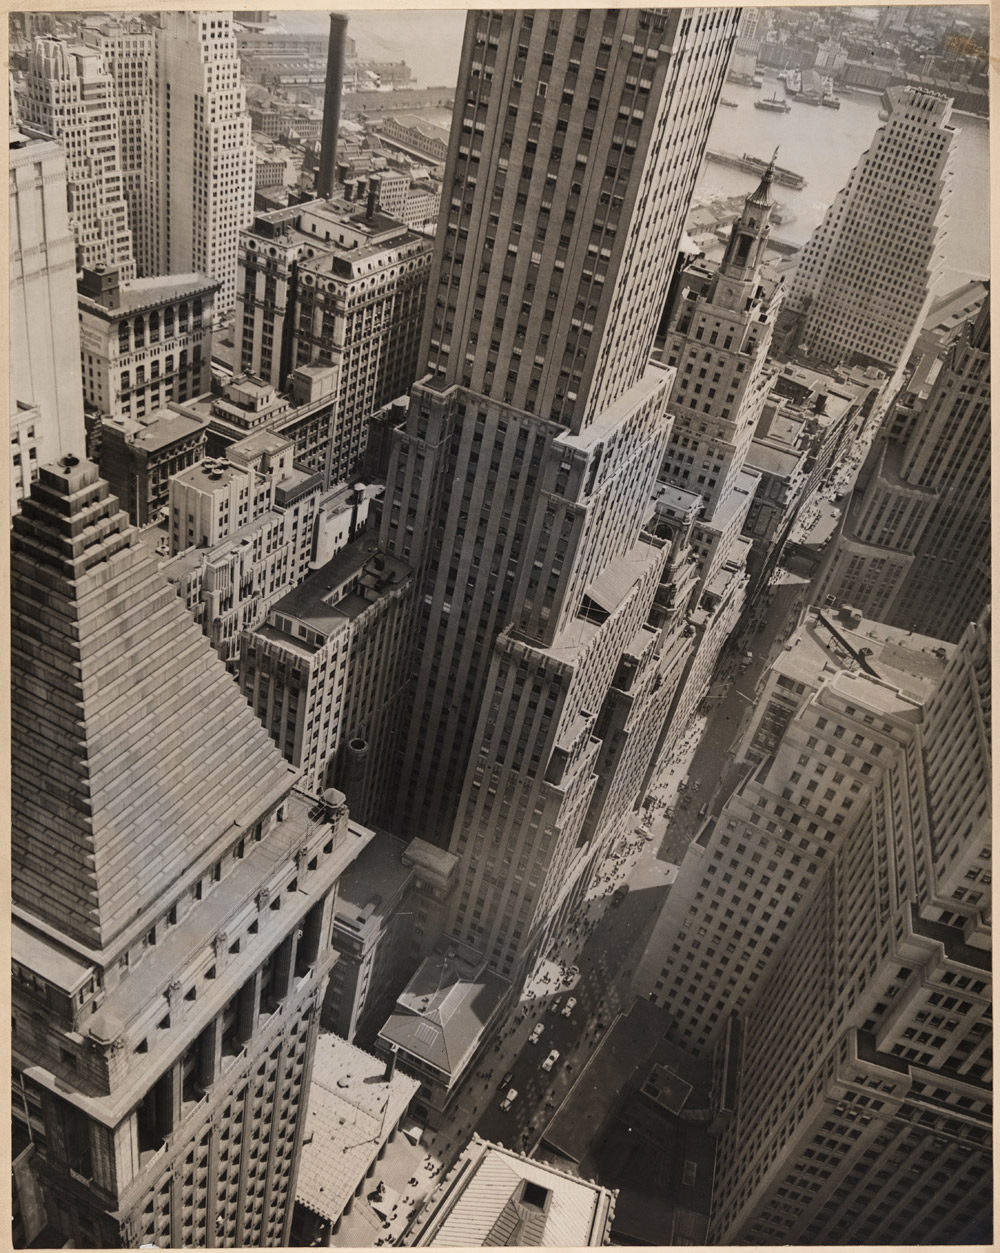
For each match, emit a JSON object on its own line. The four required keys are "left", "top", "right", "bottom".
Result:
{"left": 163, "top": 431, "right": 332, "bottom": 669}
{"left": 11, "top": 457, "right": 372, "bottom": 1247}
{"left": 235, "top": 194, "right": 432, "bottom": 485}
{"left": 636, "top": 608, "right": 953, "bottom": 1057}
{"left": 239, "top": 533, "right": 413, "bottom": 811}
{"left": 784, "top": 86, "right": 955, "bottom": 375}
{"left": 813, "top": 299, "right": 990, "bottom": 643}
{"left": 708, "top": 615, "right": 990, "bottom": 1244}
{"left": 145, "top": 12, "right": 256, "bottom": 314}
{"left": 80, "top": 18, "right": 155, "bottom": 275}
{"left": 377, "top": 8, "right": 741, "bottom": 982}
{"left": 98, "top": 409, "right": 208, "bottom": 526}
{"left": 9, "top": 124, "right": 87, "bottom": 509}
{"left": 78, "top": 266, "right": 219, "bottom": 423}
{"left": 22, "top": 37, "right": 137, "bottom": 279}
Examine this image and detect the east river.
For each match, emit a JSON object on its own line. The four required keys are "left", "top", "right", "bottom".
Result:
{"left": 281, "top": 11, "right": 989, "bottom": 291}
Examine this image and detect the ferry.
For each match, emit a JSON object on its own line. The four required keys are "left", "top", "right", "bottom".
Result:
{"left": 755, "top": 93, "right": 792, "bottom": 113}
{"left": 705, "top": 149, "right": 807, "bottom": 189}
{"left": 784, "top": 68, "right": 802, "bottom": 95}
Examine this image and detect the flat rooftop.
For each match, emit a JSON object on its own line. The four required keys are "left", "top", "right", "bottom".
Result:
{"left": 295, "top": 1032, "right": 420, "bottom": 1225}
{"left": 333, "top": 828, "right": 412, "bottom": 930}
{"left": 101, "top": 409, "right": 207, "bottom": 452}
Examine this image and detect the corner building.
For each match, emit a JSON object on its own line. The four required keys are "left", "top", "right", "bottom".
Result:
{"left": 11, "top": 459, "right": 370, "bottom": 1247}
{"left": 381, "top": 8, "right": 740, "bottom": 978}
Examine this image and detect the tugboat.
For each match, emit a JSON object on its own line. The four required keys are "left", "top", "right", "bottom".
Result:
{"left": 755, "top": 93, "right": 792, "bottom": 113}
{"left": 822, "top": 94, "right": 841, "bottom": 109}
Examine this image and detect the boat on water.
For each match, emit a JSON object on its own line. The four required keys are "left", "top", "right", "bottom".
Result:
{"left": 704, "top": 149, "right": 807, "bottom": 189}
{"left": 755, "top": 93, "right": 791, "bottom": 113}
{"left": 752, "top": 74, "right": 764, "bottom": 88}
{"left": 784, "top": 68, "right": 802, "bottom": 95}
{"left": 822, "top": 95, "right": 841, "bottom": 109}
{"left": 720, "top": 97, "right": 739, "bottom": 108}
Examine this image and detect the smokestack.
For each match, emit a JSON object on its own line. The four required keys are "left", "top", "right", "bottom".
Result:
{"left": 343, "top": 178, "right": 356, "bottom": 202}
{"left": 366, "top": 176, "right": 380, "bottom": 221}
{"left": 317, "top": 12, "right": 349, "bottom": 200}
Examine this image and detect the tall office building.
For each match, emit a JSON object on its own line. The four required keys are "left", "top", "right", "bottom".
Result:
{"left": 9, "top": 123, "right": 87, "bottom": 509}
{"left": 235, "top": 194, "right": 432, "bottom": 485}
{"left": 659, "top": 165, "right": 777, "bottom": 592}
{"left": 81, "top": 18, "right": 156, "bottom": 274}
{"left": 21, "top": 37, "right": 137, "bottom": 279}
{"left": 813, "top": 298, "right": 990, "bottom": 642}
{"left": 785, "top": 86, "right": 955, "bottom": 375}
{"left": 709, "top": 615, "right": 991, "bottom": 1244}
{"left": 636, "top": 608, "right": 953, "bottom": 1056}
{"left": 11, "top": 456, "right": 370, "bottom": 1248}
{"left": 145, "top": 12, "right": 255, "bottom": 314}
{"left": 380, "top": 8, "right": 740, "bottom": 977}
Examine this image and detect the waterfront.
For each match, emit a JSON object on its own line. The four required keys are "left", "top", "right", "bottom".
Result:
{"left": 278, "top": 11, "right": 988, "bottom": 289}
{"left": 694, "top": 71, "right": 989, "bottom": 288}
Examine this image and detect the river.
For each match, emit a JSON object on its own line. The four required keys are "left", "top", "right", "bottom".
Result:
{"left": 273, "top": 11, "right": 989, "bottom": 289}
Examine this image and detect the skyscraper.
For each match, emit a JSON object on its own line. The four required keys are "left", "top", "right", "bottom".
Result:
{"left": 657, "top": 163, "right": 776, "bottom": 621}
{"left": 21, "top": 37, "right": 137, "bottom": 278}
{"left": 9, "top": 123, "right": 87, "bottom": 509}
{"left": 709, "top": 615, "right": 991, "bottom": 1244}
{"left": 80, "top": 17, "right": 155, "bottom": 274}
{"left": 380, "top": 7, "right": 740, "bottom": 977}
{"left": 813, "top": 297, "right": 990, "bottom": 642}
{"left": 145, "top": 12, "right": 255, "bottom": 314}
{"left": 11, "top": 456, "right": 371, "bottom": 1247}
{"left": 636, "top": 608, "right": 954, "bottom": 1056}
{"left": 785, "top": 86, "right": 955, "bottom": 375}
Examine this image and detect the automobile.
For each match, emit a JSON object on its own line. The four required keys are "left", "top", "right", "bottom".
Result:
{"left": 542, "top": 1049, "right": 560, "bottom": 1072}
{"left": 612, "top": 885, "right": 629, "bottom": 906}
{"left": 500, "top": 1088, "right": 519, "bottom": 1111}
{"left": 561, "top": 997, "right": 577, "bottom": 1017}
{"left": 499, "top": 1072, "right": 513, "bottom": 1091}
{"left": 548, "top": 998, "right": 562, "bottom": 1015}
{"left": 528, "top": 1023, "right": 545, "bottom": 1045}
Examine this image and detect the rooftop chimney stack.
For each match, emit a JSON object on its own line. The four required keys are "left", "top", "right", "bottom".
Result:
{"left": 366, "top": 176, "right": 380, "bottom": 221}
{"left": 317, "top": 12, "right": 349, "bottom": 200}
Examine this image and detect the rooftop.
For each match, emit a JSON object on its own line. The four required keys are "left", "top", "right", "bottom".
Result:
{"left": 775, "top": 610, "right": 952, "bottom": 709}
{"left": 79, "top": 271, "right": 219, "bottom": 316}
{"left": 377, "top": 952, "right": 510, "bottom": 1082}
{"left": 295, "top": 1032, "right": 420, "bottom": 1225}
{"left": 333, "top": 829, "right": 412, "bottom": 933}
{"left": 409, "top": 1135, "right": 615, "bottom": 1247}
{"left": 101, "top": 409, "right": 207, "bottom": 452}
{"left": 254, "top": 534, "right": 411, "bottom": 651}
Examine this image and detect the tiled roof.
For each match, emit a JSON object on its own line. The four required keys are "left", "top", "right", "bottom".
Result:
{"left": 295, "top": 1033, "right": 419, "bottom": 1223}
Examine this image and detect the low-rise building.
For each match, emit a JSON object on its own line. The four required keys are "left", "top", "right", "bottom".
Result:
{"left": 406, "top": 1135, "right": 616, "bottom": 1246}
{"left": 322, "top": 830, "right": 458, "bottom": 1045}
{"left": 379, "top": 113, "right": 450, "bottom": 162}
{"left": 77, "top": 266, "right": 218, "bottom": 423}
{"left": 291, "top": 1032, "right": 420, "bottom": 1247}
{"left": 98, "top": 409, "right": 208, "bottom": 526}
{"left": 163, "top": 429, "right": 361, "bottom": 670}
{"left": 377, "top": 950, "right": 510, "bottom": 1129}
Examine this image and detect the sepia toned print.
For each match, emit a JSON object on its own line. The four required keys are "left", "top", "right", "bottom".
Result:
{"left": 9, "top": 7, "right": 990, "bottom": 1248}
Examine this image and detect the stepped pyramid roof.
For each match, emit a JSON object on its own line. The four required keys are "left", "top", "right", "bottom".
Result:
{"left": 11, "top": 457, "right": 297, "bottom": 951}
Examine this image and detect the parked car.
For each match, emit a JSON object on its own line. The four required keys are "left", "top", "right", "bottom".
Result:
{"left": 528, "top": 1023, "right": 545, "bottom": 1045}
{"left": 548, "top": 998, "right": 561, "bottom": 1015}
{"left": 500, "top": 1088, "right": 519, "bottom": 1111}
{"left": 562, "top": 997, "right": 577, "bottom": 1018}
{"left": 499, "top": 1072, "right": 513, "bottom": 1091}
{"left": 542, "top": 1049, "right": 560, "bottom": 1072}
